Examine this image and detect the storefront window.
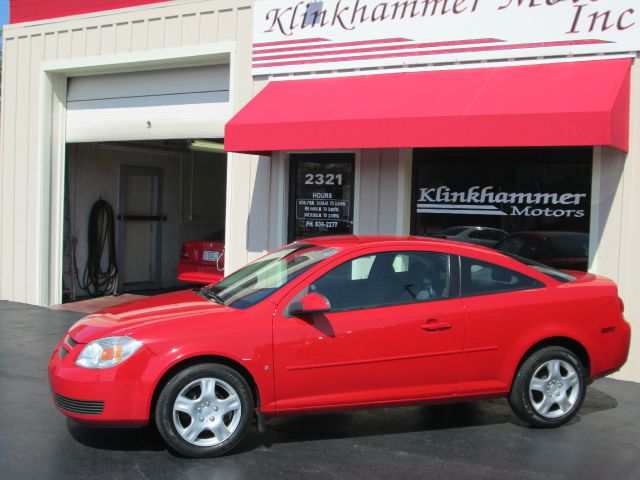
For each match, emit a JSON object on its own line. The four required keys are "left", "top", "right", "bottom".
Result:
{"left": 411, "top": 148, "right": 592, "bottom": 271}
{"left": 288, "top": 153, "right": 355, "bottom": 241}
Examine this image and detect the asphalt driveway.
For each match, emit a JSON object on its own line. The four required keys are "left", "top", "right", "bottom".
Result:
{"left": 0, "top": 300, "right": 638, "bottom": 479}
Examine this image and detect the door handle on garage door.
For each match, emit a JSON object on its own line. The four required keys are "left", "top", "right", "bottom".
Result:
{"left": 421, "top": 320, "right": 452, "bottom": 332}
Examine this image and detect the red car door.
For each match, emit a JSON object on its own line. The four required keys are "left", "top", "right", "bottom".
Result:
{"left": 272, "top": 249, "right": 466, "bottom": 413}
{"left": 457, "top": 256, "right": 553, "bottom": 396}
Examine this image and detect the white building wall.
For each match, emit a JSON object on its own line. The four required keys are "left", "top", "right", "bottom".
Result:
{"left": 0, "top": 0, "right": 257, "bottom": 306}
{"left": 591, "top": 58, "right": 640, "bottom": 382}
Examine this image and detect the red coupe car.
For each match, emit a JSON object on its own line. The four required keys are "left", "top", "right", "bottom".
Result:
{"left": 49, "top": 236, "right": 631, "bottom": 458}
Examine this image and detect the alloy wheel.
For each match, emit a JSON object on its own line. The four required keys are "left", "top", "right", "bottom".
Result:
{"left": 172, "top": 377, "right": 242, "bottom": 446}
{"left": 528, "top": 359, "right": 580, "bottom": 419}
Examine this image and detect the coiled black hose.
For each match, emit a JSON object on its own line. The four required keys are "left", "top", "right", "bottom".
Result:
{"left": 75, "top": 199, "right": 119, "bottom": 297}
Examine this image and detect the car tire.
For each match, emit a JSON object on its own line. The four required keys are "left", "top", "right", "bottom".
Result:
{"left": 155, "top": 363, "right": 254, "bottom": 458}
{"left": 509, "top": 346, "right": 586, "bottom": 428}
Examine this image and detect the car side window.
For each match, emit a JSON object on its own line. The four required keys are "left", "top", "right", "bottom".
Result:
{"left": 461, "top": 257, "right": 543, "bottom": 296}
{"left": 309, "top": 251, "right": 451, "bottom": 312}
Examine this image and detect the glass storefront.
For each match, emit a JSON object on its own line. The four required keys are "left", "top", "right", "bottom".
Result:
{"left": 411, "top": 148, "right": 592, "bottom": 270}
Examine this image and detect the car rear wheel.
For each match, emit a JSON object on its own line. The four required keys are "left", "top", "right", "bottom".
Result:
{"left": 509, "top": 346, "right": 586, "bottom": 428}
{"left": 155, "top": 363, "right": 253, "bottom": 457}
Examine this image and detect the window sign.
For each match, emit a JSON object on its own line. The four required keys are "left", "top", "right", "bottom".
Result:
{"left": 411, "top": 148, "right": 592, "bottom": 270}
{"left": 289, "top": 154, "right": 355, "bottom": 241}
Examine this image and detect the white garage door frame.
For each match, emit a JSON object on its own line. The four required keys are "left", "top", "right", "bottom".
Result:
{"left": 38, "top": 42, "right": 236, "bottom": 306}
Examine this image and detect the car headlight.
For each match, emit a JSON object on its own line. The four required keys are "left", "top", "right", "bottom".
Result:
{"left": 75, "top": 336, "right": 143, "bottom": 369}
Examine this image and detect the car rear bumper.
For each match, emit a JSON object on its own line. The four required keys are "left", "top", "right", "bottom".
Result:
{"left": 177, "top": 263, "right": 224, "bottom": 285}
{"left": 48, "top": 339, "right": 153, "bottom": 426}
{"left": 592, "top": 318, "right": 632, "bottom": 380}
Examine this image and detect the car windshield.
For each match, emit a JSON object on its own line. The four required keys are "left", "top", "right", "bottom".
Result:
{"left": 202, "top": 244, "right": 340, "bottom": 309}
{"left": 501, "top": 252, "right": 577, "bottom": 283}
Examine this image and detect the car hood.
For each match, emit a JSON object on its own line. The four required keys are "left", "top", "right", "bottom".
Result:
{"left": 68, "top": 289, "right": 230, "bottom": 344}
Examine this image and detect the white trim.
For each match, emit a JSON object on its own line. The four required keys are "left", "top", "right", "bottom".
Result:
{"left": 260, "top": 53, "right": 637, "bottom": 82}
{"left": 274, "top": 151, "right": 288, "bottom": 249}
{"left": 353, "top": 150, "right": 361, "bottom": 235}
{"left": 589, "top": 147, "right": 602, "bottom": 273}
{"left": 223, "top": 152, "right": 234, "bottom": 277}
{"left": 41, "top": 42, "right": 235, "bottom": 76}
{"left": 39, "top": 42, "right": 236, "bottom": 305}
{"left": 396, "top": 148, "right": 412, "bottom": 236}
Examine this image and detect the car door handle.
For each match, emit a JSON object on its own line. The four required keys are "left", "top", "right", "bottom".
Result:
{"left": 421, "top": 320, "right": 452, "bottom": 332}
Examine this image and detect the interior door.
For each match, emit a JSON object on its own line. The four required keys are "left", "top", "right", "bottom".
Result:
{"left": 272, "top": 250, "right": 466, "bottom": 412}
{"left": 118, "top": 166, "right": 163, "bottom": 291}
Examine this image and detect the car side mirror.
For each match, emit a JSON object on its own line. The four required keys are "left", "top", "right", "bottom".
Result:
{"left": 289, "top": 292, "right": 331, "bottom": 316}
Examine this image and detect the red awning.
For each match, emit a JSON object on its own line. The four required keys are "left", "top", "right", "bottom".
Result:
{"left": 225, "top": 58, "right": 631, "bottom": 154}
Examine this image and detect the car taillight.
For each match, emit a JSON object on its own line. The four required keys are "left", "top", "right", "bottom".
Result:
{"left": 181, "top": 247, "right": 189, "bottom": 260}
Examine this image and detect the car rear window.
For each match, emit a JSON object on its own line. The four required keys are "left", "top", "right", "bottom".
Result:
{"left": 502, "top": 252, "right": 577, "bottom": 283}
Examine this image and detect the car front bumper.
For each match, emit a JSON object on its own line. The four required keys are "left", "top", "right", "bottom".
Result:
{"left": 48, "top": 338, "right": 154, "bottom": 426}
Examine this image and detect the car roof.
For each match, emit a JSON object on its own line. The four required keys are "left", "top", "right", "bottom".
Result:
{"left": 295, "top": 235, "right": 559, "bottom": 283}
{"left": 298, "top": 235, "right": 495, "bottom": 256}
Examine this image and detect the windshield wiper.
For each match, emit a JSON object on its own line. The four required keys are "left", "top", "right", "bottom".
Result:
{"left": 198, "top": 287, "right": 225, "bottom": 305}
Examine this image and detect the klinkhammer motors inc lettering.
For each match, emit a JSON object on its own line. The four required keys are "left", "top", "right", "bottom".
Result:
{"left": 263, "top": 0, "right": 636, "bottom": 36}
{"left": 417, "top": 186, "right": 587, "bottom": 218}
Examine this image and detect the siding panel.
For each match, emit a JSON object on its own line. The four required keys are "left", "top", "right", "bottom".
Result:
{"left": 57, "top": 30, "right": 71, "bottom": 59}
{"left": 100, "top": 25, "right": 117, "bottom": 55}
{"left": 12, "top": 37, "right": 33, "bottom": 303}
{"left": 71, "top": 29, "right": 86, "bottom": 58}
{"left": 26, "top": 34, "right": 46, "bottom": 305}
{"left": 217, "top": 9, "right": 236, "bottom": 42}
{"left": 44, "top": 32, "right": 57, "bottom": 60}
{"left": 181, "top": 14, "right": 199, "bottom": 46}
{"left": 86, "top": 27, "right": 101, "bottom": 56}
{"left": 357, "top": 149, "right": 381, "bottom": 234}
{"left": 131, "top": 20, "right": 147, "bottom": 51}
{"left": 0, "top": 39, "right": 18, "bottom": 299}
{"left": 147, "top": 17, "right": 164, "bottom": 49}
{"left": 116, "top": 22, "right": 133, "bottom": 53}
{"left": 164, "top": 16, "right": 181, "bottom": 48}
{"left": 199, "top": 11, "right": 217, "bottom": 44}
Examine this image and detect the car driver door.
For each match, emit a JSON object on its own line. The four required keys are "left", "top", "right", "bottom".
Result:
{"left": 272, "top": 249, "right": 466, "bottom": 413}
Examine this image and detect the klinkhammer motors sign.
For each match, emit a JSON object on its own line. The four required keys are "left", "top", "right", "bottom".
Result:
{"left": 416, "top": 186, "right": 587, "bottom": 218}
{"left": 252, "top": 0, "right": 639, "bottom": 75}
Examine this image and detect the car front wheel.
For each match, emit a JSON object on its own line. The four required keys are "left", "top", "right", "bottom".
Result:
{"left": 155, "top": 363, "right": 254, "bottom": 457}
{"left": 509, "top": 346, "right": 586, "bottom": 428}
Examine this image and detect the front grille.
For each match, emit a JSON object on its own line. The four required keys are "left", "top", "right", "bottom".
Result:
{"left": 59, "top": 345, "right": 69, "bottom": 359}
{"left": 55, "top": 394, "right": 104, "bottom": 415}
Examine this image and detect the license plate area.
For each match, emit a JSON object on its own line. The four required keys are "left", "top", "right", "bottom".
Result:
{"left": 203, "top": 250, "right": 221, "bottom": 262}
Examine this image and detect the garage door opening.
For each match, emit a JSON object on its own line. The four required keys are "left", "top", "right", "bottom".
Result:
{"left": 61, "top": 139, "right": 227, "bottom": 307}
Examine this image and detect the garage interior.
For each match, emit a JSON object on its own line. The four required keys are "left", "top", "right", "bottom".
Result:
{"left": 59, "top": 62, "right": 231, "bottom": 303}
{"left": 62, "top": 140, "right": 227, "bottom": 302}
